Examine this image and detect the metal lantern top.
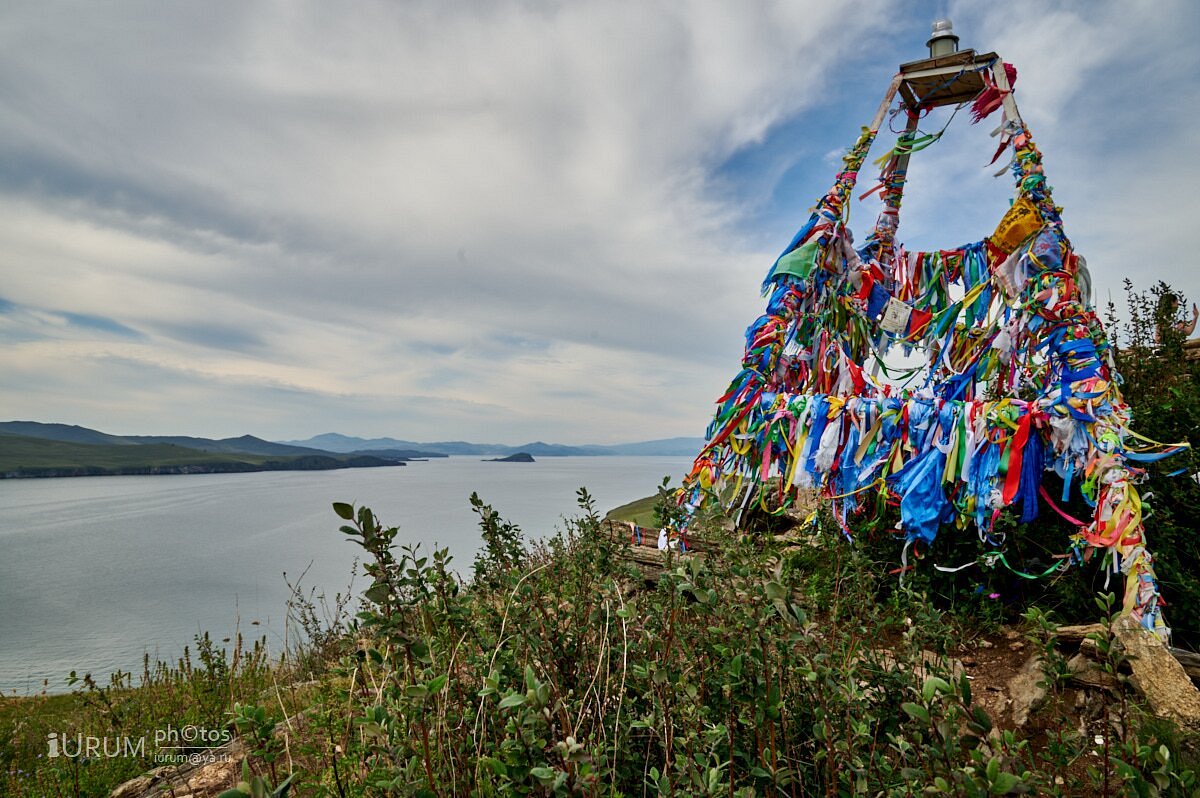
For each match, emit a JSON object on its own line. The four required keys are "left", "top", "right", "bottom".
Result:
{"left": 927, "top": 18, "right": 960, "bottom": 58}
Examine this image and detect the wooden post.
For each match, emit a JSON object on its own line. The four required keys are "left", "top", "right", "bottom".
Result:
{"left": 990, "top": 58, "right": 1023, "bottom": 127}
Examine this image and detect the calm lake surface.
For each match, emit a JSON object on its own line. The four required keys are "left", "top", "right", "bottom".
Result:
{"left": 0, "top": 456, "right": 691, "bottom": 695}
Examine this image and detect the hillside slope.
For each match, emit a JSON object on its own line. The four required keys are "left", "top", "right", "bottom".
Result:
{"left": 0, "top": 433, "right": 400, "bottom": 478}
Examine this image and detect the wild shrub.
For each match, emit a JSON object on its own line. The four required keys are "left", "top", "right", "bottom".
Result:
{"left": 309, "top": 491, "right": 1200, "bottom": 796}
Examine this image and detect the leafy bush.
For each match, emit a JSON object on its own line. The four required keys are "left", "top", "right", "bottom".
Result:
{"left": 1104, "top": 281, "right": 1200, "bottom": 647}
{"left": 302, "top": 490, "right": 1196, "bottom": 796}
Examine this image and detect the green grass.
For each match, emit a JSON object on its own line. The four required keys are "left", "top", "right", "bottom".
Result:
{"left": 0, "top": 692, "right": 77, "bottom": 727}
{"left": 604, "top": 492, "right": 658, "bottom": 526}
{"left": 1, "top": 633, "right": 294, "bottom": 798}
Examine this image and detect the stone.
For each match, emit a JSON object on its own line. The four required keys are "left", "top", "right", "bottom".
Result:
{"left": 186, "top": 757, "right": 238, "bottom": 794}
{"left": 1066, "top": 653, "right": 1119, "bottom": 692}
{"left": 1008, "top": 653, "right": 1048, "bottom": 728}
{"left": 1115, "top": 617, "right": 1200, "bottom": 727}
{"left": 110, "top": 776, "right": 154, "bottom": 798}
{"left": 870, "top": 648, "right": 964, "bottom": 680}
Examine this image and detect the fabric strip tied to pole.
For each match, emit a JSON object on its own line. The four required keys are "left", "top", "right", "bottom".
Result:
{"left": 671, "top": 54, "right": 1188, "bottom": 642}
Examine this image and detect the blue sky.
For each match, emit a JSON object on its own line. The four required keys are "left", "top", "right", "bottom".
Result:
{"left": 1, "top": 0, "right": 1197, "bottom": 444}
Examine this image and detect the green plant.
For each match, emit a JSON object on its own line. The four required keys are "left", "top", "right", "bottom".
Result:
{"left": 218, "top": 760, "right": 294, "bottom": 798}
{"left": 1078, "top": 591, "right": 1200, "bottom": 797}
{"left": 1022, "top": 606, "right": 1071, "bottom": 694}
{"left": 319, "top": 492, "right": 1094, "bottom": 795}
{"left": 653, "top": 475, "right": 688, "bottom": 531}
{"left": 2, "top": 629, "right": 285, "bottom": 798}
{"left": 16, "top": 476, "right": 1200, "bottom": 798}
{"left": 283, "top": 565, "right": 357, "bottom": 677}
{"left": 231, "top": 704, "right": 284, "bottom": 784}
{"left": 469, "top": 491, "right": 528, "bottom": 588}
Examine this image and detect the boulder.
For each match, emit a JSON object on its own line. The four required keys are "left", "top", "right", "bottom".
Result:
{"left": 1115, "top": 616, "right": 1200, "bottom": 727}
{"left": 1008, "top": 653, "right": 1048, "bottom": 728}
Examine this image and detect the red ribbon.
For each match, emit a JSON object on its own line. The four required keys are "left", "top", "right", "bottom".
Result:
{"left": 1037, "top": 484, "right": 1088, "bottom": 527}
{"left": 1002, "top": 412, "right": 1032, "bottom": 505}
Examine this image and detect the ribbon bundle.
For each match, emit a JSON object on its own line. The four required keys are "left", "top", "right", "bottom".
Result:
{"left": 677, "top": 60, "right": 1185, "bottom": 639}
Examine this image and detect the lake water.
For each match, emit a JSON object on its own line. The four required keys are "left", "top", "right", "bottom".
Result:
{"left": 0, "top": 456, "right": 691, "bottom": 695}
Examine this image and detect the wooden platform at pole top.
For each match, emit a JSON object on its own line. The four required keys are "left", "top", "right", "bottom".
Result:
{"left": 895, "top": 49, "right": 1000, "bottom": 112}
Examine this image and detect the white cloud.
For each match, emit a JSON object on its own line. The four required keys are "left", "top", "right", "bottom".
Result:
{"left": 0, "top": 0, "right": 1194, "bottom": 442}
{"left": 946, "top": 0, "right": 1200, "bottom": 312}
{"left": 0, "top": 0, "right": 895, "bottom": 441}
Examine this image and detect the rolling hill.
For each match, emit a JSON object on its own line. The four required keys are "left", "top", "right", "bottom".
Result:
{"left": 0, "top": 421, "right": 708, "bottom": 479}
{"left": 0, "top": 427, "right": 404, "bottom": 479}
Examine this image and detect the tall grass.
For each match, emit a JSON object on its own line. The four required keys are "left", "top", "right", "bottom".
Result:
{"left": 0, "top": 630, "right": 294, "bottom": 797}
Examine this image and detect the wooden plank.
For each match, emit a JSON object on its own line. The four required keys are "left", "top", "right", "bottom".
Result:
{"left": 1043, "top": 622, "right": 1200, "bottom": 682}
{"left": 601, "top": 520, "right": 711, "bottom": 552}
{"left": 891, "top": 107, "right": 922, "bottom": 173}
{"left": 868, "top": 73, "right": 903, "bottom": 133}
{"left": 896, "top": 50, "right": 1000, "bottom": 111}
{"left": 991, "top": 59, "right": 1023, "bottom": 127}
{"left": 903, "top": 73, "right": 985, "bottom": 109}
{"left": 1173, "top": 647, "right": 1200, "bottom": 680}
{"left": 1053, "top": 623, "right": 1104, "bottom": 642}
{"left": 898, "top": 49, "right": 990, "bottom": 75}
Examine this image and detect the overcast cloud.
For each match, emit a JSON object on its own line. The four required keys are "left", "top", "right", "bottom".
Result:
{"left": 1, "top": 1, "right": 1197, "bottom": 443}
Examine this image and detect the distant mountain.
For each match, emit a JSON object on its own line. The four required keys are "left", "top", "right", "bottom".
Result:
{"left": 487, "top": 441, "right": 598, "bottom": 457}
{"left": 0, "top": 432, "right": 402, "bottom": 479}
{"left": 0, "top": 423, "right": 707, "bottom": 469}
{"left": 279, "top": 434, "right": 517, "bottom": 456}
{"left": 121, "top": 434, "right": 335, "bottom": 457}
{"left": 277, "top": 433, "right": 450, "bottom": 458}
{"left": 282, "top": 433, "right": 707, "bottom": 457}
{"left": 1, "top": 423, "right": 364, "bottom": 459}
{"left": 0, "top": 421, "right": 136, "bottom": 447}
{"left": 281, "top": 432, "right": 415, "bottom": 453}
